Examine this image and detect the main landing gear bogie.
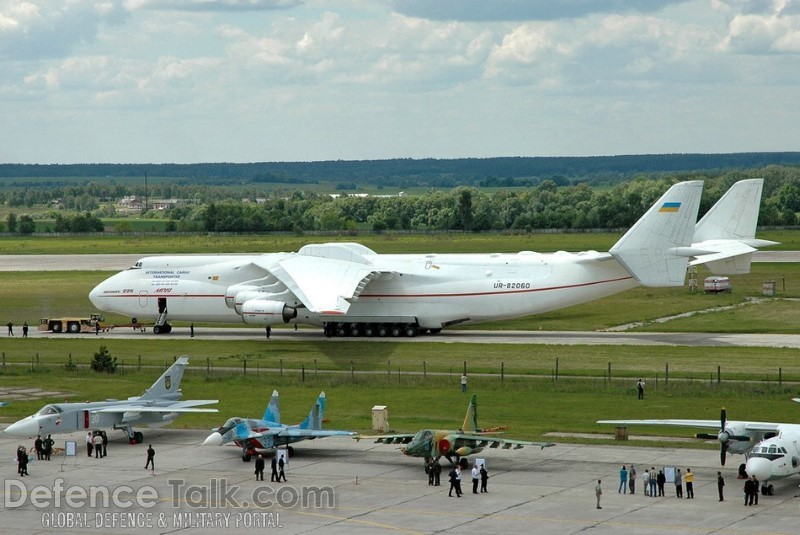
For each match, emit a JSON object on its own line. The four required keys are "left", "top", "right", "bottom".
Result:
{"left": 323, "top": 322, "right": 434, "bottom": 338}
{"left": 152, "top": 324, "right": 172, "bottom": 335}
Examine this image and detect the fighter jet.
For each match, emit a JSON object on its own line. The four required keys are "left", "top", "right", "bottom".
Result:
{"left": 3, "top": 356, "right": 217, "bottom": 443}
{"left": 358, "top": 394, "right": 555, "bottom": 466}
{"left": 88, "top": 180, "right": 774, "bottom": 337}
{"left": 202, "top": 390, "right": 355, "bottom": 461}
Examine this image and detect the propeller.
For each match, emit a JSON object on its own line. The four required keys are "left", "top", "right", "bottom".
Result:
{"left": 694, "top": 408, "right": 750, "bottom": 466}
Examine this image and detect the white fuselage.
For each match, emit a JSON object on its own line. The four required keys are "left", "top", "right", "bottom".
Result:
{"left": 89, "top": 250, "right": 638, "bottom": 329}
{"left": 744, "top": 431, "right": 800, "bottom": 484}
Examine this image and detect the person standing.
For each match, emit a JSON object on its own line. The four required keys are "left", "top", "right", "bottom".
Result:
{"left": 675, "top": 468, "right": 683, "bottom": 498}
{"left": 101, "top": 431, "right": 108, "bottom": 458}
{"left": 190, "top": 323, "right": 194, "bottom": 338}
{"left": 751, "top": 475, "right": 759, "bottom": 505}
{"left": 22, "top": 322, "right": 28, "bottom": 337}
{"left": 427, "top": 459, "right": 435, "bottom": 486}
{"left": 44, "top": 435, "right": 53, "bottom": 461}
{"left": 637, "top": 379, "right": 645, "bottom": 399}
{"left": 34, "top": 435, "right": 43, "bottom": 461}
{"left": 744, "top": 476, "right": 754, "bottom": 506}
{"left": 595, "top": 480, "right": 603, "bottom": 509}
{"left": 454, "top": 466, "right": 463, "bottom": 497}
{"left": 643, "top": 468, "right": 650, "bottom": 496}
{"left": 618, "top": 465, "right": 628, "bottom": 494}
{"left": 278, "top": 454, "right": 287, "bottom": 482}
{"left": 649, "top": 467, "right": 657, "bottom": 497}
{"left": 93, "top": 433, "right": 101, "bottom": 458}
{"left": 460, "top": 373, "right": 468, "bottom": 392}
{"left": 657, "top": 470, "right": 666, "bottom": 497}
{"left": 7, "top": 322, "right": 13, "bottom": 336}
{"left": 717, "top": 472, "right": 725, "bottom": 501}
{"left": 86, "top": 432, "right": 93, "bottom": 457}
{"left": 471, "top": 463, "right": 480, "bottom": 494}
{"left": 270, "top": 455, "right": 278, "bottom": 481}
{"left": 448, "top": 467, "right": 459, "bottom": 497}
{"left": 145, "top": 444, "right": 155, "bottom": 470}
{"left": 254, "top": 455, "right": 265, "bottom": 481}
{"left": 17, "top": 446, "right": 27, "bottom": 476}
{"left": 433, "top": 460, "right": 442, "bottom": 486}
{"left": 480, "top": 464, "right": 488, "bottom": 493}
{"left": 684, "top": 468, "right": 694, "bottom": 498}
{"left": 628, "top": 465, "right": 636, "bottom": 494}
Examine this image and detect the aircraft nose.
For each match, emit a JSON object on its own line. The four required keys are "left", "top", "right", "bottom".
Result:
{"left": 202, "top": 432, "right": 223, "bottom": 446}
{"left": 88, "top": 282, "right": 105, "bottom": 309}
{"left": 4, "top": 418, "right": 40, "bottom": 437}
{"left": 745, "top": 457, "right": 772, "bottom": 482}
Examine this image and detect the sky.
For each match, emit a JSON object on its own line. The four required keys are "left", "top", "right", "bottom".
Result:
{"left": 1, "top": 0, "right": 799, "bottom": 164}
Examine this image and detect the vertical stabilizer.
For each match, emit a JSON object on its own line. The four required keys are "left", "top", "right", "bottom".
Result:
{"left": 139, "top": 355, "right": 188, "bottom": 400}
{"left": 263, "top": 390, "right": 281, "bottom": 423}
{"left": 694, "top": 179, "right": 763, "bottom": 243}
{"left": 610, "top": 181, "right": 703, "bottom": 287}
{"left": 461, "top": 394, "right": 478, "bottom": 433}
{"left": 298, "top": 392, "right": 325, "bottom": 430}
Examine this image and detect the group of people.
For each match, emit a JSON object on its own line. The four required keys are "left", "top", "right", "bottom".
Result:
{"left": 446, "top": 462, "right": 488, "bottom": 497}
{"left": 743, "top": 475, "right": 760, "bottom": 506}
{"left": 35, "top": 434, "right": 55, "bottom": 461}
{"left": 615, "top": 465, "right": 696, "bottom": 500}
{"left": 6, "top": 321, "right": 29, "bottom": 337}
{"left": 253, "top": 453, "right": 287, "bottom": 482}
{"left": 86, "top": 431, "right": 108, "bottom": 458}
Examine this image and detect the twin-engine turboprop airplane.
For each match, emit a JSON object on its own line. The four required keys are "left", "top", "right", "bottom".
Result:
{"left": 202, "top": 390, "right": 355, "bottom": 461}
{"left": 3, "top": 356, "right": 217, "bottom": 443}
{"left": 598, "top": 403, "right": 800, "bottom": 495}
{"left": 357, "top": 394, "right": 555, "bottom": 466}
{"left": 89, "top": 179, "right": 775, "bottom": 337}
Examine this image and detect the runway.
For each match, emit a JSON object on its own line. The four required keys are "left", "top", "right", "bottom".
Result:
{"left": 1, "top": 427, "right": 798, "bottom": 535}
{"left": 22, "top": 324, "right": 800, "bottom": 349}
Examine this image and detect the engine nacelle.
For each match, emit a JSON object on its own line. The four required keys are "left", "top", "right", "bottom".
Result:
{"left": 225, "top": 282, "right": 283, "bottom": 309}
{"left": 240, "top": 299, "right": 297, "bottom": 325}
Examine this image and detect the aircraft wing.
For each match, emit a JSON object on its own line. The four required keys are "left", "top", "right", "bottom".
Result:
{"left": 356, "top": 434, "right": 416, "bottom": 444}
{"left": 279, "top": 429, "right": 356, "bottom": 438}
{"left": 256, "top": 255, "right": 383, "bottom": 315}
{"left": 452, "top": 433, "right": 555, "bottom": 450}
{"left": 597, "top": 419, "right": 783, "bottom": 432}
{"left": 92, "top": 401, "right": 218, "bottom": 414}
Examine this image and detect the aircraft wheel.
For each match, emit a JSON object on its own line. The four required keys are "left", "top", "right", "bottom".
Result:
{"left": 133, "top": 431, "right": 144, "bottom": 444}
{"left": 242, "top": 454, "right": 252, "bottom": 462}
{"left": 153, "top": 325, "right": 162, "bottom": 335}
{"left": 323, "top": 325, "right": 332, "bottom": 337}
{"left": 378, "top": 325, "right": 389, "bottom": 337}
{"left": 364, "top": 324, "right": 376, "bottom": 337}
{"left": 404, "top": 325, "right": 418, "bottom": 337}
{"left": 287, "top": 446, "right": 295, "bottom": 458}
{"left": 350, "top": 325, "right": 361, "bottom": 337}
{"left": 336, "top": 325, "right": 347, "bottom": 337}
{"left": 391, "top": 325, "right": 403, "bottom": 337}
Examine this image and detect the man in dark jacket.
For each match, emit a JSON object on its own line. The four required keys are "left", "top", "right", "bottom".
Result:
{"left": 254, "top": 455, "right": 265, "bottom": 481}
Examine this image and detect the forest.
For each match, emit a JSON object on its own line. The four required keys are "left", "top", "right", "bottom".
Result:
{"left": 2, "top": 156, "right": 800, "bottom": 234}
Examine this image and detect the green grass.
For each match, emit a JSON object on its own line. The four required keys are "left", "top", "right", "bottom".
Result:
{"left": 0, "top": 229, "right": 796, "bottom": 255}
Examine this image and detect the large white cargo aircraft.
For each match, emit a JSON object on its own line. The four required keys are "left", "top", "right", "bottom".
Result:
{"left": 89, "top": 180, "right": 774, "bottom": 337}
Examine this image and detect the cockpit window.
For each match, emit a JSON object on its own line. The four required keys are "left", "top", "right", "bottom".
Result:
{"left": 36, "top": 405, "right": 62, "bottom": 416}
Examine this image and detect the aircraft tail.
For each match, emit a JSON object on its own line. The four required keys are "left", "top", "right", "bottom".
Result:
{"left": 461, "top": 394, "right": 478, "bottom": 433}
{"left": 297, "top": 392, "right": 326, "bottom": 430}
{"left": 609, "top": 181, "right": 704, "bottom": 287}
{"left": 263, "top": 390, "right": 281, "bottom": 423}
{"left": 139, "top": 356, "right": 188, "bottom": 401}
{"left": 690, "top": 179, "right": 778, "bottom": 275}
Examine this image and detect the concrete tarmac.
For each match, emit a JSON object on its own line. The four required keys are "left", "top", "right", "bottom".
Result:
{"left": 1, "top": 427, "right": 797, "bottom": 535}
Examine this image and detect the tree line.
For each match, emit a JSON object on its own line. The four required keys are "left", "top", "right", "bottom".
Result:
{"left": 3, "top": 166, "right": 800, "bottom": 234}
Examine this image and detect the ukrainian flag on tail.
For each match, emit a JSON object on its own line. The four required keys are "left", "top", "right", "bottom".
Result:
{"left": 659, "top": 202, "right": 681, "bottom": 212}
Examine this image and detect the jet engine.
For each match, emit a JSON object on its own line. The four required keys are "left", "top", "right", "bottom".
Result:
{"left": 240, "top": 299, "right": 297, "bottom": 325}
